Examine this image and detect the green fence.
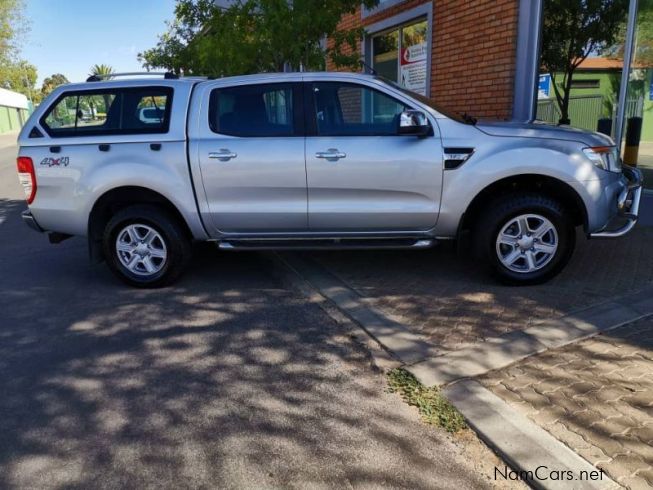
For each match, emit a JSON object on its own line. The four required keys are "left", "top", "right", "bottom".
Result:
{"left": 0, "top": 105, "right": 29, "bottom": 134}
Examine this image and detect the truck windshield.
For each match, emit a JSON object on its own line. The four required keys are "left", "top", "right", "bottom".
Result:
{"left": 374, "top": 76, "right": 474, "bottom": 125}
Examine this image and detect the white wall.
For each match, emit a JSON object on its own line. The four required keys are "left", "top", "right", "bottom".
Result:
{"left": 0, "top": 87, "right": 28, "bottom": 110}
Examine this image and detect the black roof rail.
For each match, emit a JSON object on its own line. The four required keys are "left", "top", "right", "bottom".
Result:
{"left": 85, "top": 71, "right": 180, "bottom": 82}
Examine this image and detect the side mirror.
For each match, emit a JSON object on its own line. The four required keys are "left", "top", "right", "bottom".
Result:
{"left": 398, "top": 110, "right": 431, "bottom": 137}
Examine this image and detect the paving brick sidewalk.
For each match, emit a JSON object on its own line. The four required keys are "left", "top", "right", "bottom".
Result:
{"left": 311, "top": 226, "right": 653, "bottom": 353}
{"left": 482, "top": 316, "right": 653, "bottom": 490}
{"left": 301, "top": 218, "right": 653, "bottom": 489}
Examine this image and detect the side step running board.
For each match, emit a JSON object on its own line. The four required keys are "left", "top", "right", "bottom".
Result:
{"left": 217, "top": 238, "right": 436, "bottom": 251}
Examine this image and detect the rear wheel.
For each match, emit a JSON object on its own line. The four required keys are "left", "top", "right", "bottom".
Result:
{"left": 475, "top": 194, "right": 575, "bottom": 285}
{"left": 102, "top": 205, "right": 191, "bottom": 287}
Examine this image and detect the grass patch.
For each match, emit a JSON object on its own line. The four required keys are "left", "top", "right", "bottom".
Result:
{"left": 387, "top": 368, "right": 466, "bottom": 433}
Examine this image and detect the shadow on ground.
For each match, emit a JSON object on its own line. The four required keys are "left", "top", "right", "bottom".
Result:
{"left": 308, "top": 217, "right": 653, "bottom": 352}
{"left": 0, "top": 199, "right": 492, "bottom": 489}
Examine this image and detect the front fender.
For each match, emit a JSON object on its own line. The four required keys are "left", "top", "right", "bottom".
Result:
{"left": 434, "top": 138, "right": 606, "bottom": 236}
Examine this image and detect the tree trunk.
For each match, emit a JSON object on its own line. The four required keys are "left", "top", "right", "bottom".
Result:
{"left": 558, "top": 68, "right": 576, "bottom": 125}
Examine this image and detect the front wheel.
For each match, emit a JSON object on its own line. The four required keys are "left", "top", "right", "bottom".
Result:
{"left": 475, "top": 194, "right": 575, "bottom": 285}
{"left": 102, "top": 205, "right": 192, "bottom": 288}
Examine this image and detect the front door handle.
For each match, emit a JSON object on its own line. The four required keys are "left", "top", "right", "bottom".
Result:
{"left": 208, "top": 149, "right": 237, "bottom": 161}
{"left": 315, "top": 148, "right": 346, "bottom": 161}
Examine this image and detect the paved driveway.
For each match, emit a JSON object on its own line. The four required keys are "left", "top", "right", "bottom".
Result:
{"left": 0, "top": 144, "right": 503, "bottom": 488}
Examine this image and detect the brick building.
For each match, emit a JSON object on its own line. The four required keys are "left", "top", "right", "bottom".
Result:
{"left": 327, "top": 0, "right": 540, "bottom": 121}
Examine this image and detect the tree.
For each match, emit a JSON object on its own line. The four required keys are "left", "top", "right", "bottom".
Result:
{"left": 607, "top": 0, "right": 653, "bottom": 66}
{"left": 0, "top": 0, "right": 39, "bottom": 102}
{"left": 89, "top": 64, "right": 115, "bottom": 79}
{"left": 0, "top": 0, "right": 27, "bottom": 65}
{"left": 541, "top": 0, "right": 630, "bottom": 125}
{"left": 40, "top": 73, "right": 70, "bottom": 98}
{"left": 1, "top": 60, "right": 38, "bottom": 103}
{"left": 139, "top": 0, "right": 378, "bottom": 77}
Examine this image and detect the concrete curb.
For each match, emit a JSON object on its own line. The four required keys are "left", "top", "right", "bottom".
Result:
{"left": 444, "top": 380, "right": 620, "bottom": 490}
{"left": 275, "top": 251, "right": 653, "bottom": 388}
{"left": 272, "top": 252, "right": 651, "bottom": 490}
{"left": 408, "top": 298, "right": 651, "bottom": 387}
{"left": 273, "top": 253, "right": 440, "bottom": 364}
{"left": 265, "top": 252, "right": 401, "bottom": 372}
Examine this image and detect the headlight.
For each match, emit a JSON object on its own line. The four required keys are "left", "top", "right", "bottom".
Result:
{"left": 583, "top": 146, "right": 621, "bottom": 172}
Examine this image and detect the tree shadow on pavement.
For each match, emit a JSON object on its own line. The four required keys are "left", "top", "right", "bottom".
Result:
{"left": 0, "top": 199, "right": 493, "bottom": 489}
{"left": 308, "top": 222, "right": 653, "bottom": 353}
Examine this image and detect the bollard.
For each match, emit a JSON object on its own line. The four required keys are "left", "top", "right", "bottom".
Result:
{"left": 623, "top": 117, "right": 642, "bottom": 167}
{"left": 597, "top": 118, "right": 612, "bottom": 137}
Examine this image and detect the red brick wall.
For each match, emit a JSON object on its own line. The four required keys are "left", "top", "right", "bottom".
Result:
{"left": 327, "top": 0, "right": 519, "bottom": 120}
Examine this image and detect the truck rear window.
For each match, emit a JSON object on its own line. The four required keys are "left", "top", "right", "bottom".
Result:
{"left": 41, "top": 87, "right": 173, "bottom": 137}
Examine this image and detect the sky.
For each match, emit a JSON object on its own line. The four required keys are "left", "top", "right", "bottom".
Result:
{"left": 21, "top": 0, "right": 178, "bottom": 85}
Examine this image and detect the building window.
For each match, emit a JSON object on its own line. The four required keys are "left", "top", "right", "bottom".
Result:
{"left": 570, "top": 79, "right": 601, "bottom": 89}
{"left": 371, "top": 19, "right": 428, "bottom": 96}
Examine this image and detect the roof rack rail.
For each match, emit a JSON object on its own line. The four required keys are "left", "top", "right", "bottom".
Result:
{"left": 86, "top": 71, "right": 179, "bottom": 82}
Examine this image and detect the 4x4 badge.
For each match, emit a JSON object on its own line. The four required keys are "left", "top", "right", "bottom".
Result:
{"left": 40, "top": 157, "right": 69, "bottom": 167}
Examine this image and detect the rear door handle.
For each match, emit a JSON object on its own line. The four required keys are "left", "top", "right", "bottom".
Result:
{"left": 315, "top": 149, "right": 346, "bottom": 160}
{"left": 49, "top": 146, "right": 61, "bottom": 153}
{"left": 98, "top": 144, "right": 110, "bottom": 152}
{"left": 208, "top": 149, "right": 237, "bottom": 161}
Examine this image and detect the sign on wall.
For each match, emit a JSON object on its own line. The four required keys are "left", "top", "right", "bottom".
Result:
{"left": 538, "top": 74, "right": 551, "bottom": 99}
{"left": 400, "top": 42, "right": 427, "bottom": 96}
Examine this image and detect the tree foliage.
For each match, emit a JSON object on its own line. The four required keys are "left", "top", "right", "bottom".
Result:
{"left": 541, "top": 0, "right": 629, "bottom": 124}
{"left": 607, "top": 0, "right": 653, "bottom": 65}
{"left": 139, "top": 0, "right": 378, "bottom": 77}
{"left": 89, "top": 64, "right": 115, "bottom": 78}
{"left": 0, "top": 0, "right": 39, "bottom": 102}
{"left": 40, "top": 73, "right": 70, "bottom": 98}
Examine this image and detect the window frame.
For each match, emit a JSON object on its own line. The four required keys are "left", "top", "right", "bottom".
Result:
{"left": 208, "top": 82, "right": 304, "bottom": 138}
{"left": 362, "top": 3, "right": 433, "bottom": 97}
{"left": 40, "top": 86, "right": 174, "bottom": 138}
{"left": 305, "top": 81, "right": 417, "bottom": 137}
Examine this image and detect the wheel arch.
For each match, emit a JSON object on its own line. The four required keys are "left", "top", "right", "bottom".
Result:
{"left": 88, "top": 186, "right": 194, "bottom": 263}
{"left": 458, "top": 174, "right": 589, "bottom": 240}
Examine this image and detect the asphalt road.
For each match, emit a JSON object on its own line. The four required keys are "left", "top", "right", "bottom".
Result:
{"left": 0, "top": 141, "right": 494, "bottom": 489}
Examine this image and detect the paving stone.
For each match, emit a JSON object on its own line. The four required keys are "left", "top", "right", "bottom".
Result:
{"left": 607, "top": 453, "right": 649, "bottom": 482}
{"left": 617, "top": 475, "right": 653, "bottom": 490}
{"left": 633, "top": 468, "right": 653, "bottom": 486}
{"left": 483, "top": 317, "right": 653, "bottom": 489}
{"left": 311, "top": 228, "right": 653, "bottom": 351}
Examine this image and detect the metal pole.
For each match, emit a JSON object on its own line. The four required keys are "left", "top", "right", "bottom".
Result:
{"left": 614, "top": 0, "right": 639, "bottom": 148}
{"left": 512, "top": 0, "right": 543, "bottom": 121}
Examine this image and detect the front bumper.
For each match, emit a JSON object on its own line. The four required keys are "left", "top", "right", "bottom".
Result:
{"left": 590, "top": 166, "right": 643, "bottom": 238}
{"left": 22, "top": 210, "right": 45, "bottom": 233}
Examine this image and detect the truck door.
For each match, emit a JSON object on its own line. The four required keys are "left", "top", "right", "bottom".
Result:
{"left": 304, "top": 81, "right": 443, "bottom": 231}
{"left": 190, "top": 81, "right": 307, "bottom": 234}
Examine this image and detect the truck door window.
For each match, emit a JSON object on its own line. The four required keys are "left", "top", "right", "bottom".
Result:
{"left": 209, "top": 84, "right": 296, "bottom": 137}
{"left": 311, "top": 82, "right": 408, "bottom": 137}
{"left": 41, "top": 87, "right": 173, "bottom": 137}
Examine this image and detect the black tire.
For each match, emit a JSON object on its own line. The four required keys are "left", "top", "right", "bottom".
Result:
{"left": 474, "top": 193, "right": 575, "bottom": 285}
{"left": 102, "top": 204, "right": 192, "bottom": 288}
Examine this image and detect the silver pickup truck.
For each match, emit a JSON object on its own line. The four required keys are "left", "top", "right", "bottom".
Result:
{"left": 16, "top": 72, "right": 642, "bottom": 287}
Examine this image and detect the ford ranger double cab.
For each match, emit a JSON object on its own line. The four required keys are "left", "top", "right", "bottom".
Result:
{"left": 16, "top": 72, "right": 642, "bottom": 287}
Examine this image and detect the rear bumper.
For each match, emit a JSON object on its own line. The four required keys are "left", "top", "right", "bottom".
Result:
{"left": 22, "top": 210, "right": 45, "bottom": 233}
{"left": 590, "top": 166, "right": 643, "bottom": 238}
